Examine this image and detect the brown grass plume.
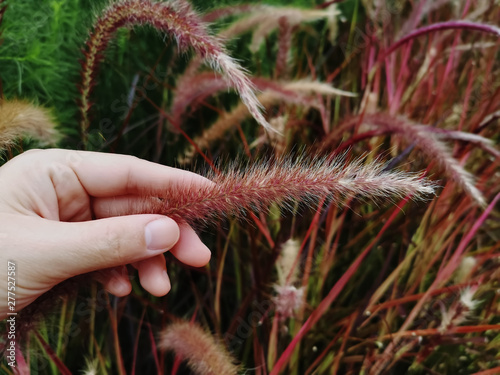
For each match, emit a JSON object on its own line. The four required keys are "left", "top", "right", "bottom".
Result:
{"left": 160, "top": 321, "right": 240, "bottom": 375}
{"left": 0, "top": 99, "right": 58, "bottom": 150}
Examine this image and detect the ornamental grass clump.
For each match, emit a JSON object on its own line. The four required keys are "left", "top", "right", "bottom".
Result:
{"left": 1, "top": 0, "right": 499, "bottom": 374}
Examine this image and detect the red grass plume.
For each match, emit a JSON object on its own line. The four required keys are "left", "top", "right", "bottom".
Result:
{"left": 321, "top": 113, "right": 489, "bottom": 206}
{"left": 160, "top": 320, "right": 240, "bottom": 375}
{"left": 79, "top": 0, "right": 269, "bottom": 141}
{"left": 362, "top": 114, "right": 487, "bottom": 206}
{"left": 129, "top": 155, "right": 436, "bottom": 224}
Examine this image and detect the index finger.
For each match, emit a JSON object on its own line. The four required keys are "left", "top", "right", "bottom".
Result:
{"left": 60, "top": 149, "right": 212, "bottom": 197}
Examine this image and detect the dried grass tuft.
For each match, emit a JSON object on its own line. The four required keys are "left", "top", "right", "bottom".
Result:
{"left": 0, "top": 99, "right": 59, "bottom": 150}
{"left": 160, "top": 321, "right": 239, "bottom": 375}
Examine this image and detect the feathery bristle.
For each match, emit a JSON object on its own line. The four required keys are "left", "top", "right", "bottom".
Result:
{"left": 282, "top": 80, "right": 357, "bottom": 98}
{"left": 274, "top": 285, "right": 304, "bottom": 320}
{"left": 0, "top": 99, "right": 59, "bottom": 150}
{"left": 430, "top": 128, "right": 494, "bottom": 146}
{"left": 160, "top": 321, "right": 240, "bottom": 375}
{"left": 171, "top": 72, "right": 230, "bottom": 126}
{"left": 202, "top": 4, "right": 263, "bottom": 23}
{"left": 81, "top": 358, "right": 99, "bottom": 375}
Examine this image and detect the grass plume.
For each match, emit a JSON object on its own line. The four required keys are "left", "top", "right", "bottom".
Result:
{"left": 0, "top": 99, "right": 59, "bottom": 150}
{"left": 132, "top": 155, "right": 435, "bottom": 224}
{"left": 160, "top": 321, "right": 239, "bottom": 375}
{"left": 170, "top": 71, "right": 231, "bottom": 127}
{"left": 80, "top": 0, "right": 269, "bottom": 143}
{"left": 274, "top": 285, "right": 304, "bottom": 320}
{"left": 322, "top": 113, "right": 487, "bottom": 206}
{"left": 362, "top": 114, "right": 487, "bottom": 206}
{"left": 276, "top": 238, "right": 301, "bottom": 286}
{"left": 202, "top": 4, "right": 259, "bottom": 23}
{"left": 218, "top": 5, "right": 335, "bottom": 52}
{"left": 172, "top": 75, "right": 354, "bottom": 130}
{"left": 180, "top": 80, "right": 356, "bottom": 163}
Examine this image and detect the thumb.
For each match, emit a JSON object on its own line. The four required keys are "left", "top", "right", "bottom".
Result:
{"left": 33, "top": 215, "right": 180, "bottom": 280}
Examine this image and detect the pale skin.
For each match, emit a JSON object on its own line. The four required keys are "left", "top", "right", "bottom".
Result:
{"left": 0, "top": 149, "right": 212, "bottom": 320}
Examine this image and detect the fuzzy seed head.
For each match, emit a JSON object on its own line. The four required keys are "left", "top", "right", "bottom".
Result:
{"left": 460, "top": 286, "right": 479, "bottom": 311}
{"left": 454, "top": 256, "right": 478, "bottom": 283}
{"left": 276, "top": 238, "right": 301, "bottom": 286}
{"left": 439, "top": 286, "right": 479, "bottom": 333}
{"left": 218, "top": 5, "right": 333, "bottom": 52}
{"left": 326, "top": 113, "right": 487, "bottom": 206}
{"left": 131, "top": 154, "right": 436, "bottom": 225}
{"left": 0, "top": 100, "right": 59, "bottom": 150}
{"left": 160, "top": 321, "right": 240, "bottom": 375}
{"left": 81, "top": 358, "right": 99, "bottom": 375}
{"left": 180, "top": 80, "right": 356, "bottom": 164}
{"left": 274, "top": 284, "right": 304, "bottom": 320}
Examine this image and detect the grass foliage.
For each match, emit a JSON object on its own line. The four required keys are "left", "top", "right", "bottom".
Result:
{"left": 1, "top": 0, "right": 499, "bottom": 374}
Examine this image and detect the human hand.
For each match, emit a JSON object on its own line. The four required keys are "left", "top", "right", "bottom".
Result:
{"left": 0, "top": 149, "right": 212, "bottom": 319}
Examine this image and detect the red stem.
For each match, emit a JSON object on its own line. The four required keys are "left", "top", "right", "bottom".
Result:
{"left": 385, "top": 21, "right": 500, "bottom": 57}
{"left": 271, "top": 195, "right": 413, "bottom": 374}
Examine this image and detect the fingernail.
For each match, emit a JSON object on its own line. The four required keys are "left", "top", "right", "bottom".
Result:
{"left": 145, "top": 218, "right": 179, "bottom": 252}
